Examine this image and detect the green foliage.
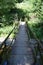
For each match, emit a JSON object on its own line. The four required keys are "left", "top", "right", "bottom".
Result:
{"left": 0, "top": 0, "right": 19, "bottom": 27}
{"left": 0, "top": 21, "right": 19, "bottom": 37}
{"left": 0, "top": 26, "right": 13, "bottom": 37}
{"left": 17, "top": 0, "right": 43, "bottom": 21}
{"left": 20, "top": 0, "right": 43, "bottom": 39}
{"left": 17, "top": 0, "right": 23, "bottom": 3}
{"left": 27, "top": 21, "right": 43, "bottom": 39}
{"left": 0, "top": 0, "right": 43, "bottom": 40}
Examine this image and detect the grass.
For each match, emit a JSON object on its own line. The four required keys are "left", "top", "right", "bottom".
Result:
{"left": 27, "top": 21, "right": 43, "bottom": 40}
{"left": 0, "top": 25, "right": 14, "bottom": 37}
{"left": 0, "top": 21, "right": 19, "bottom": 38}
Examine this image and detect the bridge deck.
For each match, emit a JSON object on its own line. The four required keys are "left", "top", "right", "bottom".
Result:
{"left": 9, "top": 22, "right": 34, "bottom": 65}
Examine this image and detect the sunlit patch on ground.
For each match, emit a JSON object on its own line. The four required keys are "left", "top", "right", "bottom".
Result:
{"left": 0, "top": 37, "right": 6, "bottom": 44}
{"left": 20, "top": 22, "right": 25, "bottom": 25}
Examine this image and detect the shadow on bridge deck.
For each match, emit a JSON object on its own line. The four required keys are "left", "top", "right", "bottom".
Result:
{"left": 8, "top": 22, "right": 34, "bottom": 65}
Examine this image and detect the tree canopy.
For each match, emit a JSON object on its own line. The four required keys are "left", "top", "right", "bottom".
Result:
{"left": 0, "top": 0, "right": 43, "bottom": 26}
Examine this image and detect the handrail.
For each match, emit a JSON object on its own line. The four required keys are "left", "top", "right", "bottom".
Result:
{"left": 0, "top": 21, "right": 20, "bottom": 49}
{"left": 26, "top": 22, "right": 43, "bottom": 65}
{"left": 0, "top": 27, "right": 15, "bottom": 64}
{"left": 0, "top": 22, "right": 19, "bottom": 64}
{"left": 29, "top": 26, "right": 43, "bottom": 49}
{"left": 26, "top": 22, "right": 43, "bottom": 49}
{"left": 0, "top": 27, "right": 15, "bottom": 48}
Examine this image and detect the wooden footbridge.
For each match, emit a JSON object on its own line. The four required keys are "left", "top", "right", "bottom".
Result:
{"left": 0, "top": 22, "right": 43, "bottom": 65}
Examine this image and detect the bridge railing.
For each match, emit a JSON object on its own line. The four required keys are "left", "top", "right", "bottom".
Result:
{"left": 26, "top": 22, "right": 43, "bottom": 65}
{"left": 0, "top": 22, "right": 19, "bottom": 65}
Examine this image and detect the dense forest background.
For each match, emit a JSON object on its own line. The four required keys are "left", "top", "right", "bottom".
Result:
{"left": 0, "top": 0, "right": 43, "bottom": 40}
